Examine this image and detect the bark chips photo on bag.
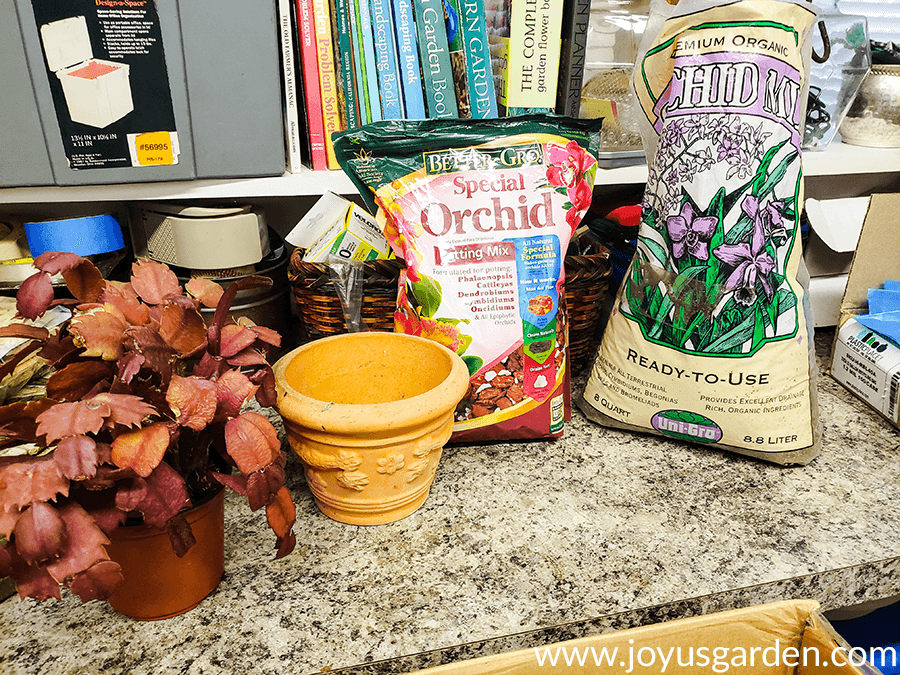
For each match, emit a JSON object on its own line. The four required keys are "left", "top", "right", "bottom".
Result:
{"left": 334, "top": 116, "right": 602, "bottom": 442}
{"left": 579, "top": 0, "right": 823, "bottom": 464}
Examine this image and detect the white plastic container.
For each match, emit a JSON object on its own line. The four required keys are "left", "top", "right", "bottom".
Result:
{"left": 39, "top": 16, "right": 133, "bottom": 129}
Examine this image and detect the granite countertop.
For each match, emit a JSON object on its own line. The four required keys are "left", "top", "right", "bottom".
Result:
{"left": 2, "top": 328, "right": 900, "bottom": 674}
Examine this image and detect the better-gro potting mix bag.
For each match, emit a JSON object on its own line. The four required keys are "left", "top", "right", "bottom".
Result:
{"left": 334, "top": 116, "right": 602, "bottom": 442}
{"left": 579, "top": 0, "right": 823, "bottom": 464}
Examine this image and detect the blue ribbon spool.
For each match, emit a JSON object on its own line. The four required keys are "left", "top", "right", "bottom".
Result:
{"left": 24, "top": 214, "right": 124, "bottom": 258}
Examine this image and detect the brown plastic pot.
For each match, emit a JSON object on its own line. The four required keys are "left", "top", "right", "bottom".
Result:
{"left": 105, "top": 488, "right": 225, "bottom": 620}
{"left": 273, "top": 332, "right": 469, "bottom": 525}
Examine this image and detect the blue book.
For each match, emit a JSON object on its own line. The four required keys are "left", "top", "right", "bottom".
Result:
{"left": 357, "top": 0, "right": 383, "bottom": 122}
{"left": 391, "top": 0, "right": 426, "bottom": 119}
{"left": 413, "top": 0, "right": 458, "bottom": 118}
{"left": 370, "top": 0, "right": 405, "bottom": 119}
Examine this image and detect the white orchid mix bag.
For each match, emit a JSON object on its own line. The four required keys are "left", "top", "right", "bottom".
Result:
{"left": 579, "top": 0, "right": 823, "bottom": 464}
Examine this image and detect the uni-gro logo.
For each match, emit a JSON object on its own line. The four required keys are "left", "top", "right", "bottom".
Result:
{"left": 651, "top": 410, "right": 723, "bottom": 443}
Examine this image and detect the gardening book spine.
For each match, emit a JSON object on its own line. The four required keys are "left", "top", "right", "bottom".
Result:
{"left": 348, "top": 0, "right": 372, "bottom": 123}
{"left": 333, "top": 0, "right": 360, "bottom": 127}
{"left": 460, "top": 0, "right": 498, "bottom": 119}
{"left": 391, "top": 0, "right": 426, "bottom": 119}
{"left": 504, "top": 0, "right": 564, "bottom": 114}
{"left": 313, "top": 0, "right": 343, "bottom": 168}
{"left": 370, "top": 0, "right": 405, "bottom": 119}
{"left": 277, "top": 0, "right": 303, "bottom": 172}
{"left": 444, "top": 0, "right": 471, "bottom": 118}
{"left": 555, "top": 0, "right": 589, "bottom": 117}
{"left": 296, "top": 0, "right": 328, "bottom": 170}
{"left": 357, "top": 0, "right": 383, "bottom": 122}
{"left": 413, "top": 0, "right": 458, "bottom": 118}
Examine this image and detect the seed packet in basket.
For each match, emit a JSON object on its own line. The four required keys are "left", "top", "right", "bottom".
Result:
{"left": 334, "top": 116, "right": 603, "bottom": 442}
{"left": 579, "top": 0, "right": 823, "bottom": 464}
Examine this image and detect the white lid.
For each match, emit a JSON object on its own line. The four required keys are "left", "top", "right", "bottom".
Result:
{"left": 40, "top": 16, "right": 94, "bottom": 72}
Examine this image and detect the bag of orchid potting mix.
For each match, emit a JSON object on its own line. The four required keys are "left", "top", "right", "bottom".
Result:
{"left": 334, "top": 116, "right": 602, "bottom": 442}
{"left": 579, "top": 0, "right": 823, "bottom": 464}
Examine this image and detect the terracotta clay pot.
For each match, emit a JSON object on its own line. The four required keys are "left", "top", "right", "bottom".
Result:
{"left": 273, "top": 332, "right": 469, "bottom": 525}
{"left": 106, "top": 488, "right": 225, "bottom": 620}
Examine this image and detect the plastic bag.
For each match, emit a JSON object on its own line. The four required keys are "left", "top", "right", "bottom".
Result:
{"left": 579, "top": 0, "right": 823, "bottom": 464}
{"left": 334, "top": 116, "right": 602, "bottom": 442}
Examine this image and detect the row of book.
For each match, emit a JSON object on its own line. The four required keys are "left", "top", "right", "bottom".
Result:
{"left": 278, "top": 0, "right": 591, "bottom": 171}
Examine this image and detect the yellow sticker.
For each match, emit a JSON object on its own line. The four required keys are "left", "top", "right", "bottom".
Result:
{"left": 134, "top": 131, "right": 175, "bottom": 166}
{"left": 579, "top": 98, "right": 619, "bottom": 122}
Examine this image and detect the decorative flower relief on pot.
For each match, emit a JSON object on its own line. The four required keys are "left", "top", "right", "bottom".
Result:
{"left": 336, "top": 471, "right": 370, "bottom": 492}
{"left": 306, "top": 469, "right": 328, "bottom": 493}
{"left": 405, "top": 458, "right": 432, "bottom": 484}
{"left": 376, "top": 454, "right": 405, "bottom": 475}
{"left": 411, "top": 420, "right": 454, "bottom": 458}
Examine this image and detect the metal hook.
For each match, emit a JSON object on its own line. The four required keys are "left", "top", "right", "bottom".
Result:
{"left": 812, "top": 20, "right": 831, "bottom": 64}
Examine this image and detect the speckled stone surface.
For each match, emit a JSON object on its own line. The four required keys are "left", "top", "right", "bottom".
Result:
{"left": 2, "top": 329, "right": 899, "bottom": 675}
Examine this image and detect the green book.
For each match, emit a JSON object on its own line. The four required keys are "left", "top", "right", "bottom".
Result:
{"left": 349, "top": 0, "right": 372, "bottom": 123}
{"left": 413, "top": 0, "right": 458, "bottom": 118}
{"left": 443, "top": 0, "right": 471, "bottom": 118}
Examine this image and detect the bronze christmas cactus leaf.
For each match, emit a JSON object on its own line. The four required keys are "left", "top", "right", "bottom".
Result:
{"left": 69, "top": 308, "right": 128, "bottom": 360}
{"left": 240, "top": 321, "right": 281, "bottom": 348}
{"left": 91, "top": 393, "right": 156, "bottom": 429}
{"left": 158, "top": 299, "right": 208, "bottom": 356}
{"left": 266, "top": 487, "right": 295, "bottom": 536}
{"left": 54, "top": 435, "right": 99, "bottom": 481}
{"left": 245, "top": 458, "right": 286, "bottom": 511}
{"left": 15, "top": 272, "right": 54, "bottom": 320}
{"left": 68, "top": 559, "right": 124, "bottom": 602}
{"left": 33, "top": 251, "right": 82, "bottom": 276}
{"left": 0, "top": 324, "right": 50, "bottom": 341}
{"left": 46, "top": 361, "right": 116, "bottom": 402}
{"left": 226, "top": 348, "right": 268, "bottom": 367}
{"left": 116, "top": 462, "right": 190, "bottom": 530}
{"left": 219, "top": 324, "right": 258, "bottom": 358}
{"left": 124, "top": 326, "right": 177, "bottom": 380}
{"left": 61, "top": 258, "right": 104, "bottom": 303}
{"left": 111, "top": 423, "right": 170, "bottom": 478}
{"left": 166, "top": 375, "right": 217, "bottom": 431}
{"left": 36, "top": 400, "right": 110, "bottom": 444}
{"left": 248, "top": 367, "right": 277, "bottom": 408}
{"left": 185, "top": 276, "right": 224, "bottom": 309}
{"left": 215, "top": 369, "right": 258, "bottom": 418}
{"left": 3, "top": 546, "right": 61, "bottom": 601}
{"left": 224, "top": 412, "right": 279, "bottom": 475}
{"left": 43, "top": 502, "right": 113, "bottom": 587}
{"left": 165, "top": 513, "right": 196, "bottom": 558}
{"left": 129, "top": 258, "right": 181, "bottom": 305}
{"left": 99, "top": 281, "right": 151, "bottom": 326}
{"left": 12, "top": 501, "right": 68, "bottom": 565}
{"left": 0, "top": 455, "right": 69, "bottom": 513}
{"left": 116, "top": 352, "right": 145, "bottom": 385}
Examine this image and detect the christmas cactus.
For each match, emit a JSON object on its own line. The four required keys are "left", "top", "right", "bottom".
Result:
{"left": 0, "top": 252, "right": 297, "bottom": 602}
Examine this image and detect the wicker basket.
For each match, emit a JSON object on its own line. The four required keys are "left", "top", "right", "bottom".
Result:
{"left": 288, "top": 238, "right": 611, "bottom": 372}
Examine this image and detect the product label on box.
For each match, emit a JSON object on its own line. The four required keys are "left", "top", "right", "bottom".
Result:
{"left": 31, "top": 0, "right": 178, "bottom": 170}
{"left": 832, "top": 318, "right": 900, "bottom": 425}
{"left": 303, "top": 205, "right": 391, "bottom": 263}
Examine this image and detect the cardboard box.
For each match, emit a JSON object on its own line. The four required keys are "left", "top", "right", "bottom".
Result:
{"left": 415, "top": 600, "right": 881, "bottom": 675}
{"left": 0, "top": 0, "right": 284, "bottom": 187}
{"left": 804, "top": 197, "right": 868, "bottom": 327}
{"left": 303, "top": 204, "right": 391, "bottom": 263}
{"left": 285, "top": 192, "right": 392, "bottom": 263}
{"left": 830, "top": 193, "right": 900, "bottom": 430}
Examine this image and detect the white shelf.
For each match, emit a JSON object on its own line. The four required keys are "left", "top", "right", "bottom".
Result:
{"left": 1, "top": 141, "right": 899, "bottom": 205}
